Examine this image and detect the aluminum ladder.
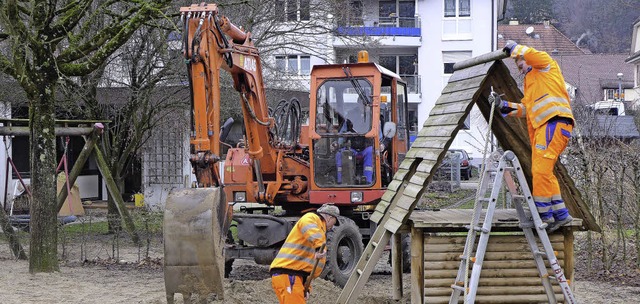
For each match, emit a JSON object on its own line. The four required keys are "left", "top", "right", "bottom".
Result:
{"left": 449, "top": 150, "right": 577, "bottom": 304}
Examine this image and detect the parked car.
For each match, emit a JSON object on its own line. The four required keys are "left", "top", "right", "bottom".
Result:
{"left": 437, "top": 149, "right": 473, "bottom": 180}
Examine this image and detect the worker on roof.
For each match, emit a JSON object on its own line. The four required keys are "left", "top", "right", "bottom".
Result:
{"left": 270, "top": 204, "right": 340, "bottom": 303}
{"left": 498, "top": 41, "right": 574, "bottom": 233}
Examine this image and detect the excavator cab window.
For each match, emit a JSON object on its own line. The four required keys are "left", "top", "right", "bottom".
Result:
{"left": 313, "top": 78, "right": 376, "bottom": 187}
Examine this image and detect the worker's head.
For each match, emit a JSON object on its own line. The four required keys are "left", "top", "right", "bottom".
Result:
{"left": 317, "top": 204, "right": 340, "bottom": 229}
{"left": 514, "top": 56, "right": 531, "bottom": 75}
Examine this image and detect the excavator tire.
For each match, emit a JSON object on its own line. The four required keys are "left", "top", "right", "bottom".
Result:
{"left": 321, "top": 217, "right": 364, "bottom": 287}
{"left": 163, "top": 188, "right": 226, "bottom": 303}
{"left": 387, "top": 233, "right": 411, "bottom": 273}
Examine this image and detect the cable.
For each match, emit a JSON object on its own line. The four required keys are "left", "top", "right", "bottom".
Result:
{"left": 272, "top": 98, "right": 302, "bottom": 147}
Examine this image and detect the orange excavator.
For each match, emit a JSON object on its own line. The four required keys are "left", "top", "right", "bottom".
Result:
{"left": 164, "top": 3, "right": 410, "bottom": 302}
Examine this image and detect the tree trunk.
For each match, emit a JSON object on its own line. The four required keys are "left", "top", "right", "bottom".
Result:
{"left": 28, "top": 84, "right": 59, "bottom": 273}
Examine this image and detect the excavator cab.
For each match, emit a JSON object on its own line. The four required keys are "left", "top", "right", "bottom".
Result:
{"left": 308, "top": 55, "right": 409, "bottom": 206}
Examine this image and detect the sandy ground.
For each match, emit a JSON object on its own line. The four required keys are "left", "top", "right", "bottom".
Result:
{"left": 1, "top": 254, "right": 639, "bottom": 304}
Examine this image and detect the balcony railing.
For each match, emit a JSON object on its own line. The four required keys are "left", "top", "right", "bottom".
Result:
{"left": 401, "top": 75, "right": 421, "bottom": 94}
{"left": 379, "top": 75, "right": 421, "bottom": 94}
{"left": 336, "top": 15, "right": 421, "bottom": 37}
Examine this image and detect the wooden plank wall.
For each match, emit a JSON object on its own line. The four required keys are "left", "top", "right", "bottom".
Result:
{"left": 369, "top": 61, "right": 494, "bottom": 233}
{"left": 423, "top": 233, "right": 568, "bottom": 304}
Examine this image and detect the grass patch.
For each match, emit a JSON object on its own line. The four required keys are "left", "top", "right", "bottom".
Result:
{"left": 61, "top": 220, "right": 109, "bottom": 235}
{"left": 60, "top": 211, "right": 164, "bottom": 236}
{"left": 420, "top": 188, "right": 477, "bottom": 209}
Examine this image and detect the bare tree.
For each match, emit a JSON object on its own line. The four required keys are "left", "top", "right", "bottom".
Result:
{"left": 553, "top": 0, "right": 638, "bottom": 53}
{"left": 0, "top": 0, "right": 172, "bottom": 273}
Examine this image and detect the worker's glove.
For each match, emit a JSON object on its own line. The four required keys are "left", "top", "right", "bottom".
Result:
{"left": 503, "top": 40, "right": 517, "bottom": 57}
{"left": 496, "top": 100, "right": 517, "bottom": 117}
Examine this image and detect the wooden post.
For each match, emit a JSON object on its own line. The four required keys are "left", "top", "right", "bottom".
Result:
{"left": 93, "top": 146, "right": 140, "bottom": 245}
{"left": 411, "top": 226, "right": 424, "bottom": 304}
{"left": 452, "top": 49, "right": 508, "bottom": 71}
{"left": 56, "top": 123, "right": 104, "bottom": 212}
{"left": 0, "top": 126, "right": 94, "bottom": 136}
{"left": 563, "top": 227, "right": 575, "bottom": 288}
{"left": 391, "top": 233, "right": 403, "bottom": 300}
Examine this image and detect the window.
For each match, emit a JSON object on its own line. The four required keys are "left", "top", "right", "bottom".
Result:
{"left": 442, "top": 51, "right": 471, "bottom": 75}
{"left": 275, "top": 55, "right": 311, "bottom": 75}
{"left": 443, "top": 0, "right": 472, "bottom": 39}
{"left": 379, "top": 55, "right": 419, "bottom": 94}
{"left": 444, "top": 0, "right": 470, "bottom": 17}
{"left": 604, "top": 89, "right": 616, "bottom": 100}
{"left": 337, "top": 0, "right": 363, "bottom": 26}
{"left": 276, "top": 0, "right": 310, "bottom": 22}
{"left": 443, "top": 51, "right": 472, "bottom": 129}
{"left": 379, "top": 0, "right": 417, "bottom": 27}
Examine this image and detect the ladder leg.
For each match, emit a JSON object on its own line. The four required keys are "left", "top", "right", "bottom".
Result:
{"left": 509, "top": 153, "right": 577, "bottom": 304}
{"left": 337, "top": 228, "right": 391, "bottom": 304}
{"left": 467, "top": 158, "right": 508, "bottom": 303}
{"left": 449, "top": 162, "right": 497, "bottom": 304}
{"left": 450, "top": 156, "right": 507, "bottom": 303}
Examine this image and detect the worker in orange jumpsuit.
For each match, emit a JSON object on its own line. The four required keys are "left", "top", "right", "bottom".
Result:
{"left": 498, "top": 41, "right": 574, "bottom": 233}
{"left": 270, "top": 204, "right": 340, "bottom": 303}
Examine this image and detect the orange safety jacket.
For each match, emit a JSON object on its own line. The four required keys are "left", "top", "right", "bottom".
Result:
{"left": 270, "top": 212, "right": 327, "bottom": 280}
{"left": 506, "top": 45, "right": 574, "bottom": 129}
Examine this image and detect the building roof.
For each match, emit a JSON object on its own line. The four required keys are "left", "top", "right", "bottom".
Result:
{"left": 579, "top": 115, "right": 640, "bottom": 140}
{"left": 498, "top": 24, "right": 587, "bottom": 55}
{"left": 503, "top": 54, "right": 635, "bottom": 105}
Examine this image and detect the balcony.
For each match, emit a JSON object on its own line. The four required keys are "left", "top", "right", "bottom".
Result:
{"left": 336, "top": 15, "right": 421, "bottom": 37}
{"left": 401, "top": 75, "right": 421, "bottom": 94}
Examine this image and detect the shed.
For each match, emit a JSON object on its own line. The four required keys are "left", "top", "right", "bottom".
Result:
{"left": 403, "top": 52, "right": 599, "bottom": 303}
{"left": 337, "top": 50, "right": 599, "bottom": 304}
{"left": 409, "top": 210, "right": 582, "bottom": 303}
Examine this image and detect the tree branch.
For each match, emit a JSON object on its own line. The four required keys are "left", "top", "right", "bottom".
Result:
{"left": 47, "top": 0, "right": 93, "bottom": 42}
{"left": 57, "top": 1, "right": 172, "bottom": 76}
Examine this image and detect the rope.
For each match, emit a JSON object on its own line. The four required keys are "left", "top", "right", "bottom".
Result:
{"left": 463, "top": 87, "right": 499, "bottom": 302}
{"left": 56, "top": 136, "right": 74, "bottom": 214}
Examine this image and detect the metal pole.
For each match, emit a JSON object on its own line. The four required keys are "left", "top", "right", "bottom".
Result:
{"left": 617, "top": 73, "right": 624, "bottom": 101}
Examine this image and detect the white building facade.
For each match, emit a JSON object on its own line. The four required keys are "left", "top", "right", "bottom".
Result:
{"left": 265, "top": 0, "right": 507, "bottom": 162}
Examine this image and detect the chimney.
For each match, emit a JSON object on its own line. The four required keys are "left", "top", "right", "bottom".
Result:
{"left": 509, "top": 19, "right": 519, "bottom": 25}
{"left": 543, "top": 19, "right": 550, "bottom": 28}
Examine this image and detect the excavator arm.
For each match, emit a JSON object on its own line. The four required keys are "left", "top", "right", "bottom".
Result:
{"left": 165, "top": 4, "right": 301, "bottom": 302}
{"left": 182, "top": 3, "right": 276, "bottom": 189}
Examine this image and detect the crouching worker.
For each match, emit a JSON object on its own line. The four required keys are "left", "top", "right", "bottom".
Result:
{"left": 270, "top": 204, "right": 340, "bottom": 303}
{"left": 499, "top": 40, "right": 574, "bottom": 233}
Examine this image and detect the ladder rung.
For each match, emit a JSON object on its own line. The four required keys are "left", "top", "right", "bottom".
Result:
{"left": 356, "top": 269, "right": 363, "bottom": 275}
{"left": 473, "top": 226, "right": 490, "bottom": 233}
{"left": 371, "top": 241, "right": 378, "bottom": 248}
{"left": 451, "top": 284, "right": 465, "bottom": 292}
{"left": 519, "top": 221, "right": 534, "bottom": 229}
{"left": 478, "top": 197, "right": 491, "bottom": 203}
{"left": 511, "top": 195, "right": 525, "bottom": 200}
{"left": 533, "top": 250, "right": 547, "bottom": 257}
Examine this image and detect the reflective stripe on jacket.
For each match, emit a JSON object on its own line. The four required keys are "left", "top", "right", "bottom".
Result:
{"left": 511, "top": 45, "right": 574, "bottom": 129}
{"left": 270, "top": 212, "right": 327, "bottom": 279}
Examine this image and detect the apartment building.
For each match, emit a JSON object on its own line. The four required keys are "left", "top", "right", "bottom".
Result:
{"left": 267, "top": 0, "right": 507, "bottom": 160}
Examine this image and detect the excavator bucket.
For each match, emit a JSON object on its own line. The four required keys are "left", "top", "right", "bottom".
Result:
{"left": 164, "top": 188, "right": 227, "bottom": 303}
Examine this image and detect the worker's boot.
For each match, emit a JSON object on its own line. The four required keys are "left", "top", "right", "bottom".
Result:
{"left": 539, "top": 217, "right": 554, "bottom": 230}
{"left": 546, "top": 215, "right": 573, "bottom": 233}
